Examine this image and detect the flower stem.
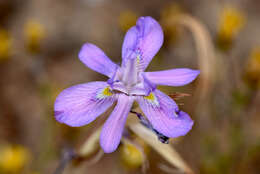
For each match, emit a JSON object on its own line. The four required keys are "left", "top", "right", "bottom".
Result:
{"left": 52, "top": 148, "right": 77, "bottom": 174}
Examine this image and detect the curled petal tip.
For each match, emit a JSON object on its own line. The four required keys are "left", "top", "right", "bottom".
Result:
{"left": 54, "top": 110, "right": 65, "bottom": 123}
{"left": 194, "top": 69, "right": 200, "bottom": 75}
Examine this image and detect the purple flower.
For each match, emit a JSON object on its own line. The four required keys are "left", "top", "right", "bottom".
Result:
{"left": 54, "top": 16, "right": 200, "bottom": 153}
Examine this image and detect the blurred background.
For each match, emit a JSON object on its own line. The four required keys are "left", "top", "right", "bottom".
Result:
{"left": 0, "top": 0, "right": 260, "bottom": 174}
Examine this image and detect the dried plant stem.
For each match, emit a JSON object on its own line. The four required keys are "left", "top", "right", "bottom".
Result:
{"left": 165, "top": 14, "right": 216, "bottom": 103}
{"left": 128, "top": 120, "right": 194, "bottom": 174}
{"left": 166, "top": 14, "right": 216, "bottom": 129}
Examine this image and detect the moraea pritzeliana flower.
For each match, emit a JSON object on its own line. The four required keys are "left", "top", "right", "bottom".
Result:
{"left": 54, "top": 16, "right": 200, "bottom": 153}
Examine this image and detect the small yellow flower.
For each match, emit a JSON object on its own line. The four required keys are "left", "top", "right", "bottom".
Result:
{"left": 120, "top": 141, "right": 144, "bottom": 169}
{"left": 217, "top": 5, "right": 245, "bottom": 51}
{"left": 0, "top": 144, "right": 30, "bottom": 173}
{"left": 118, "top": 11, "right": 138, "bottom": 32}
{"left": 160, "top": 3, "right": 184, "bottom": 46}
{"left": 0, "top": 29, "right": 12, "bottom": 61}
{"left": 245, "top": 47, "right": 260, "bottom": 88}
{"left": 24, "top": 20, "right": 46, "bottom": 53}
{"left": 219, "top": 6, "right": 245, "bottom": 38}
{"left": 161, "top": 3, "right": 183, "bottom": 18}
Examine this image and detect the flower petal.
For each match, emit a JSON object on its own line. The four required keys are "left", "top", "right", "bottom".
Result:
{"left": 100, "top": 95, "right": 133, "bottom": 153}
{"left": 54, "top": 81, "right": 115, "bottom": 127}
{"left": 144, "top": 68, "right": 200, "bottom": 87}
{"left": 121, "top": 27, "right": 138, "bottom": 61}
{"left": 79, "top": 43, "right": 118, "bottom": 78}
{"left": 137, "top": 90, "right": 193, "bottom": 138}
{"left": 122, "top": 16, "right": 164, "bottom": 70}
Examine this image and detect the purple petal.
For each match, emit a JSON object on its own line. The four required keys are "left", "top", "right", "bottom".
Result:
{"left": 54, "top": 81, "right": 115, "bottom": 127}
{"left": 79, "top": 43, "right": 118, "bottom": 78}
{"left": 137, "top": 90, "right": 193, "bottom": 138}
{"left": 144, "top": 68, "right": 200, "bottom": 87}
{"left": 122, "top": 27, "right": 138, "bottom": 61}
{"left": 100, "top": 95, "right": 133, "bottom": 153}
{"left": 122, "top": 16, "right": 164, "bottom": 70}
